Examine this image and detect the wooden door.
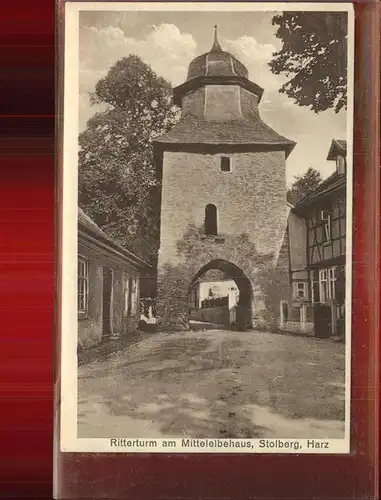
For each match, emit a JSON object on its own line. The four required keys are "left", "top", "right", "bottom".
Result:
{"left": 313, "top": 303, "right": 331, "bottom": 338}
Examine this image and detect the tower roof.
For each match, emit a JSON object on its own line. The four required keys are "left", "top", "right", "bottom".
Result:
{"left": 186, "top": 25, "right": 249, "bottom": 81}
{"left": 154, "top": 115, "right": 296, "bottom": 157}
{"left": 155, "top": 26, "right": 296, "bottom": 157}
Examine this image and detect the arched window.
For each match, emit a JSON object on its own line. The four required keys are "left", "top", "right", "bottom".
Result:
{"left": 205, "top": 204, "right": 217, "bottom": 236}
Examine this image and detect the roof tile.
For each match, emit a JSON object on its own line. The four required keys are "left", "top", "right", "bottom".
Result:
{"left": 154, "top": 115, "right": 296, "bottom": 157}
{"left": 78, "top": 208, "right": 150, "bottom": 268}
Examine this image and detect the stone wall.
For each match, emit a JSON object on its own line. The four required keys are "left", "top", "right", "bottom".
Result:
{"left": 156, "top": 227, "right": 289, "bottom": 331}
{"left": 264, "top": 228, "right": 292, "bottom": 324}
{"left": 158, "top": 149, "right": 287, "bottom": 265}
{"left": 189, "top": 306, "right": 230, "bottom": 325}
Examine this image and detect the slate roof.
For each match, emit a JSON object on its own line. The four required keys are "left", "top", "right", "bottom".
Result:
{"left": 78, "top": 208, "right": 150, "bottom": 268}
{"left": 295, "top": 171, "right": 346, "bottom": 208}
{"left": 187, "top": 50, "right": 249, "bottom": 81}
{"left": 335, "top": 139, "right": 347, "bottom": 151}
{"left": 292, "top": 139, "right": 347, "bottom": 210}
{"left": 186, "top": 26, "right": 249, "bottom": 82}
{"left": 174, "top": 27, "right": 264, "bottom": 105}
{"left": 154, "top": 115, "right": 296, "bottom": 157}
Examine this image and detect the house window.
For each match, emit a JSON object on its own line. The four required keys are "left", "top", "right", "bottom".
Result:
{"left": 205, "top": 204, "right": 218, "bottom": 236}
{"left": 336, "top": 155, "right": 346, "bottom": 175}
{"left": 293, "top": 281, "right": 307, "bottom": 300}
{"left": 78, "top": 256, "right": 89, "bottom": 314}
{"left": 123, "top": 273, "right": 130, "bottom": 315}
{"left": 319, "top": 269, "right": 328, "bottom": 303}
{"left": 317, "top": 267, "right": 337, "bottom": 303}
{"left": 328, "top": 267, "right": 337, "bottom": 300}
{"left": 321, "top": 210, "right": 331, "bottom": 242}
{"left": 130, "top": 277, "right": 139, "bottom": 316}
{"left": 311, "top": 270, "right": 320, "bottom": 303}
{"left": 220, "top": 156, "right": 231, "bottom": 172}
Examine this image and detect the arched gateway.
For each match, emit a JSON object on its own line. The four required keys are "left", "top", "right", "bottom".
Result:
{"left": 189, "top": 259, "right": 253, "bottom": 329}
{"left": 153, "top": 27, "right": 295, "bottom": 331}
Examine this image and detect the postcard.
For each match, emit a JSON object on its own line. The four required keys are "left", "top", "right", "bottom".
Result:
{"left": 59, "top": 1, "right": 354, "bottom": 454}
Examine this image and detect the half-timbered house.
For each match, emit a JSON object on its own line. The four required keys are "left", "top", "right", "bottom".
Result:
{"left": 285, "top": 139, "right": 347, "bottom": 338}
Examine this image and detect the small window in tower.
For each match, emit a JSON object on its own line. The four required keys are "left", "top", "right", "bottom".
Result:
{"left": 220, "top": 156, "right": 231, "bottom": 172}
{"left": 205, "top": 204, "right": 218, "bottom": 236}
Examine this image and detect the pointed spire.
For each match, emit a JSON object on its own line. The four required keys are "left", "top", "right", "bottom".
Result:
{"left": 211, "top": 24, "right": 222, "bottom": 52}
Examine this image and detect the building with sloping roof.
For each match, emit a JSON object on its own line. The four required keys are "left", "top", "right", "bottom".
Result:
{"left": 78, "top": 208, "right": 150, "bottom": 348}
{"left": 154, "top": 27, "right": 296, "bottom": 330}
{"left": 285, "top": 139, "right": 347, "bottom": 339}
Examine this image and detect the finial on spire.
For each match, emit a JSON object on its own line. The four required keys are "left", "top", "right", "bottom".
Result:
{"left": 211, "top": 24, "right": 222, "bottom": 52}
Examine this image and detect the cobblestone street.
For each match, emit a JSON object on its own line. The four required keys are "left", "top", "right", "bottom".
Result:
{"left": 78, "top": 329, "right": 345, "bottom": 439}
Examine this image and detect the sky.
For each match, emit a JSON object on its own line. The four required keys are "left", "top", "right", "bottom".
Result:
{"left": 78, "top": 9, "right": 349, "bottom": 186}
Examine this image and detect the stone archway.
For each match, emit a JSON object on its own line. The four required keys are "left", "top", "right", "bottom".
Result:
{"left": 188, "top": 259, "right": 253, "bottom": 330}
{"left": 156, "top": 225, "right": 290, "bottom": 331}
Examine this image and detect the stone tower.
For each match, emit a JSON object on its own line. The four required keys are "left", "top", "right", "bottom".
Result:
{"left": 154, "top": 27, "right": 296, "bottom": 330}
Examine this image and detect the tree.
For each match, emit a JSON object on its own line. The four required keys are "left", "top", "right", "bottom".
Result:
{"left": 287, "top": 167, "right": 322, "bottom": 205}
{"left": 78, "top": 55, "right": 180, "bottom": 269}
{"left": 269, "top": 12, "right": 347, "bottom": 113}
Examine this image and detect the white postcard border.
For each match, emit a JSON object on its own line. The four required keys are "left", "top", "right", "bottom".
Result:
{"left": 59, "top": 1, "right": 355, "bottom": 454}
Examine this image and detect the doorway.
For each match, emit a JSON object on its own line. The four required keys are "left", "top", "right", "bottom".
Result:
{"left": 187, "top": 259, "right": 253, "bottom": 330}
{"left": 102, "top": 267, "right": 113, "bottom": 338}
{"left": 313, "top": 303, "right": 331, "bottom": 339}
